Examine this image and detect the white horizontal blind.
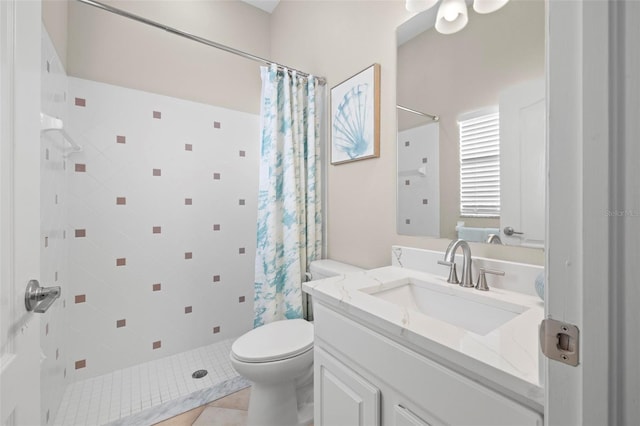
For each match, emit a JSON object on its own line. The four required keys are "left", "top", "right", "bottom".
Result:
{"left": 459, "top": 112, "right": 500, "bottom": 217}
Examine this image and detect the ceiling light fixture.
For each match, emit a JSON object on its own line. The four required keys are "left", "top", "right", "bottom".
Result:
{"left": 405, "top": 0, "right": 510, "bottom": 35}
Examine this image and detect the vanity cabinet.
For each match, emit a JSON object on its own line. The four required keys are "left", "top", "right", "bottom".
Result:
{"left": 313, "top": 303, "right": 543, "bottom": 426}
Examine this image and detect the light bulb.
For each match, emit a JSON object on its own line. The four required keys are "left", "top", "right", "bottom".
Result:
{"left": 473, "top": 0, "right": 510, "bottom": 14}
{"left": 405, "top": 0, "right": 440, "bottom": 14}
{"left": 444, "top": 10, "right": 458, "bottom": 22}
{"left": 435, "top": 0, "right": 468, "bottom": 35}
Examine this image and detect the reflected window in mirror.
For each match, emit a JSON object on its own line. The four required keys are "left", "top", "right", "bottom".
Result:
{"left": 458, "top": 108, "right": 500, "bottom": 218}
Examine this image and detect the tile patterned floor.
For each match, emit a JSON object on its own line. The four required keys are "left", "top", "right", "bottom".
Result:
{"left": 154, "top": 388, "right": 250, "bottom": 426}
{"left": 54, "top": 339, "right": 249, "bottom": 426}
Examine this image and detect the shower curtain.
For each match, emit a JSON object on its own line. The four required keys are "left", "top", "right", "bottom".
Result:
{"left": 253, "top": 65, "right": 323, "bottom": 327}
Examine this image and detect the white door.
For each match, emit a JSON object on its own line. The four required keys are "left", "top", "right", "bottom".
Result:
{"left": 0, "top": 0, "right": 42, "bottom": 425}
{"left": 545, "top": 0, "right": 632, "bottom": 425}
{"left": 499, "top": 79, "right": 545, "bottom": 248}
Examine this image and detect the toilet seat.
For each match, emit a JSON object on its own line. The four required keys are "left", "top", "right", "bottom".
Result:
{"left": 232, "top": 319, "right": 314, "bottom": 363}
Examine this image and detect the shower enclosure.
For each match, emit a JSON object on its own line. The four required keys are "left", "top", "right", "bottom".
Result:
{"left": 36, "top": 0, "right": 297, "bottom": 424}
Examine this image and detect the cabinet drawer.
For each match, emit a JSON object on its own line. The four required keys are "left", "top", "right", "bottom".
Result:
{"left": 314, "top": 303, "right": 542, "bottom": 426}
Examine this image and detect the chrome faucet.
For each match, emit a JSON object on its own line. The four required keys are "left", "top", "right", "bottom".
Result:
{"left": 437, "top": 239, "right": 474, "bottom": 287}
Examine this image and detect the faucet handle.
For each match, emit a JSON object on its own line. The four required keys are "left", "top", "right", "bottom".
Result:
{"left": 475, "top": 268, "right": 505, "bottom": 291}
{"left": 437, "top": 260, "right": 459, "bottom": 284}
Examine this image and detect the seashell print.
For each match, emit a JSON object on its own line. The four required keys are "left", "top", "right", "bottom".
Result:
{"left": 333, "top": 83, "right": 372, "bottom": 159}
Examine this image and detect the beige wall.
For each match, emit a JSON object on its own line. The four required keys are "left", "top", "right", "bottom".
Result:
{"left": 45, "top": 0, "right": 271, "bottom": 114}
{"left": 42, "top": 0, "right": 69, "bottom": 68}
{"left": 43, "top": 0, "right": 544, "bottom": 269}
{"left": 398, "top": 0, "right": 545, "bottom": 240}
{"left": 272, "top": 0, "right": 544, "bottom": 268}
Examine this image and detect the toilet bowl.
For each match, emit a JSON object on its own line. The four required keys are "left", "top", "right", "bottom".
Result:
{"left": 231, "top": 259, "right": 365, "bottom": 426}
{"left": 230, "top": 319, "right": 314, "bottom": 426}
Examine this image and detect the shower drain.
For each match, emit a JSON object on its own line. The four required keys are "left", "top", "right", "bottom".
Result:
{"left": 192, "top": 369, "right": 208, "bottom": 379}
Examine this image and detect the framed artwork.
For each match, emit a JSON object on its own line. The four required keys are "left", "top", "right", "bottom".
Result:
{"left": 330, "top": 63, "right": 381, "bottom": 164}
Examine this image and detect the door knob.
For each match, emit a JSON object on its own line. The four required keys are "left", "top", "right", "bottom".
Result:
{"left": 25, "top": 280, "right": 61, "bottom": 313}
{"left": 503, "top": 226, "right": 524, "bottom": 236}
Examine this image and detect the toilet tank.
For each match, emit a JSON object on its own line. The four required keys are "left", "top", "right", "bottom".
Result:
{"left": 309, "top": 259, "right": 364, "bottom": 280}
{"left": 305, "top": 259, "right": 364, "bottom": 321}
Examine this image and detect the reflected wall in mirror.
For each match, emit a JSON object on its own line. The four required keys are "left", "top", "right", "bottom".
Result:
{"left": 396, "top": 0, "right": 545, "bottom": 247}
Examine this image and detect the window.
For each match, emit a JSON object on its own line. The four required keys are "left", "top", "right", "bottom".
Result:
{"left": 458, "top": 109, "right": 500, "bottom": 217}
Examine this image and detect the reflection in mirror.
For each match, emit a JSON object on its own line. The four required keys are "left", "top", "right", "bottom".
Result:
{"left": 397, "top": 106, "right": 440, "bottom": 237}
{"left": 396, "top": 0, "right": 545, "bottom": 247}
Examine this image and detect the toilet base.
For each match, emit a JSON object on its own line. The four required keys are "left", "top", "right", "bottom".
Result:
{"left": 247, "top": 381, "right": 311, "bottom": 426}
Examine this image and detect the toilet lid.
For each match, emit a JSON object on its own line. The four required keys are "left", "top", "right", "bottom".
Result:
{"left": 232, "top": 319, "right": 314, "bottom": 363}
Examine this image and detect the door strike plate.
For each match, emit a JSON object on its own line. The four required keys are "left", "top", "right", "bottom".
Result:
{"left": 539, "top": 318, "right": 579, "bottom": 366}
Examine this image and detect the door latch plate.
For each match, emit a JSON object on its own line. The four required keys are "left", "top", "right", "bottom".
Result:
{"left": 539, "top": 318, "right": 579, "bottom": 366}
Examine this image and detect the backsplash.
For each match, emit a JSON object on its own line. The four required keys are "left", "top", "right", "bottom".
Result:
{"left": 391, "top": 245, "right": 543, "bottom": 297}
{"left": 65, "top": 77, "right": 259, "bottom": 380}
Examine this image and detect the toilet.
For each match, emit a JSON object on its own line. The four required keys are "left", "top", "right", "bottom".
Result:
{"left": 230, "top": 259, "right": 364, "bottom": 426}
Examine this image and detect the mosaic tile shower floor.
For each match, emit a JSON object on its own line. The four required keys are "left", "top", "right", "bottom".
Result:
{"left": 54, "top": 338, "right": 249, "bottom": 426}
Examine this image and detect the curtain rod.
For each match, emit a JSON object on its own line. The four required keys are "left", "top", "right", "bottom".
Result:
{"left": 397, "top": 105, "right": 439, "bottom": 121}
{"left": 76, "top": 0, "right": 327, "bottom": 86}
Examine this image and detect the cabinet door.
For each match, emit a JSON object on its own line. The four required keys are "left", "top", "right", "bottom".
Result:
{"left": 314, "top": 347, "right": 380, "bottom": 426}
{"left": 394, "top": 405, "right": 433, "bottom": 426}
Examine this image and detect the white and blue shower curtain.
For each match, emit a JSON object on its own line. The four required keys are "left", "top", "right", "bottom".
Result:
{"left": 254, "top": 65, "right": 323, "bottom": 327}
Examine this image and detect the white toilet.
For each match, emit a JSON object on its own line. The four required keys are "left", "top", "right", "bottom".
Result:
{"left": 230, "top": 259, "right": 363, "bottom": 426}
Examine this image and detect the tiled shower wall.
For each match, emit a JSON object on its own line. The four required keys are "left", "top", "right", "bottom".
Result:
{"left": 65, "top": 77, "right": 259, "bottom": 381}
{"left": 41, "top": 28, "right": 71, "bottom": 425}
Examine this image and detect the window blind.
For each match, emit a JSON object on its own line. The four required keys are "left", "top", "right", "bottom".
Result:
{"left": 459, "top": 112, "right": 500, "bottom": 217}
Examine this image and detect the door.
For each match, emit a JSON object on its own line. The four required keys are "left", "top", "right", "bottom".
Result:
{"left": 499, "top": 78, "right": 545, "bottom": 248}
{"left": 0, "top": 1, "right": 42, "bottom": 425}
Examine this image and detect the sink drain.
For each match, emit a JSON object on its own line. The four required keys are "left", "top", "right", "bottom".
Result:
{"left": 192, "top": 369, "right": 208, "bottom": 379}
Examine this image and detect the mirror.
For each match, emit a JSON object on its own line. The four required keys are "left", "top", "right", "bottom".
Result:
{"left": 396, "top": 0, "right": 545, "bottom": 247}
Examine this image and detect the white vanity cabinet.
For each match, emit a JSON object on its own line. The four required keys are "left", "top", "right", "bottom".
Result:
{"left": 313, "top": 303, "right": 543, "bottom": 426}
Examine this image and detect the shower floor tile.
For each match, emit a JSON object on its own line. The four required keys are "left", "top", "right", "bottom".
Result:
{"left": 53, "top": 338, "right": 249, "bottom": 426}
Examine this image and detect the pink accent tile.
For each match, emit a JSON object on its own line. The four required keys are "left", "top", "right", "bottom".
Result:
{"left": 185, "top": 198, "right": 192, "bottom": 205}
{"left": 152, "top": 283, "right": 161, "bottom": 292}
{"left": 75, "top": 294, "right": 86, "bottom": 304}
{"left": 153, "top": 226, "right": 162, "bottom": 234}
{"left": 213, "top": 224, "right": 221, "bottom": 231}
{"left": 239, "top": 199, "right": 245, "bottom": 206}
{"left": 152, "top": 340, "right": 161, "bottom": 349}
{"left": 153, "top": 111, "right": 162, "bottom": 119}
{"left": 239, "top": 247, "right": 245, "bottom": 254}
{"left": 213, "top": 275, "right": 221, "bottom": 283}
{"left": 153, "top": 168, "right": 161, "bottom": 176}
{"left": 75, "top": 359, "right": 86, "bottom": 369}
{"left": 184, "top": 252, "right": 192, "bottom": 260}
{"left": 213, "top": 173, "right": 221, "bottom": 180}
{"left": 185, "top": 306, "right": 192, "bottom": 314}
{"left": 75, "top": 163, "right": 86, "bottom": 173}
{"left": 116, "top": 258, "right": 126, "bottom": 266}
{"left": 116, "top": 197, "right": 126, "bottom": 205}
{"left": 239, "top": 150, "right": 246, "bottom": 157}
{"left": 44, "top": 236, "right": 49, "bottom": 248}
{"left": 213, "top": 326, "right": 221, "bottom": 334}
{"left": 75, "top": 229, "right": 86, "bottom": 238}
{"left": 239, "top": 296, "right": 246, "bottom": 303}
{"left": 185, "top": 144, "right": 192, "bottom": 151}
{"left": 75, "top": 98, "right": 86, "bottom": 107}
{"left": 116, "top": 135, "right": 126, "bottom": 144}
{"left": 116, "top": 319, "right": 126, "bottom": 328}
{"left": 214, "top": 121, "right": 221, "bottom": 129}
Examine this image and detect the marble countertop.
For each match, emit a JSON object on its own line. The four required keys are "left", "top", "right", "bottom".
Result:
{"left": 303, "top": 265, "right": 545, "bottom": 411}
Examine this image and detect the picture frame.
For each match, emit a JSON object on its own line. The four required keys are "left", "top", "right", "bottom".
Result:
{"left": 330, "top": 63, "right": 381, "bottom": 165}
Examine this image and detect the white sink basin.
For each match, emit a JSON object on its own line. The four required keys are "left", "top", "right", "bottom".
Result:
{"left": 361, "top": 277, "right": 529, "bottom": 335}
